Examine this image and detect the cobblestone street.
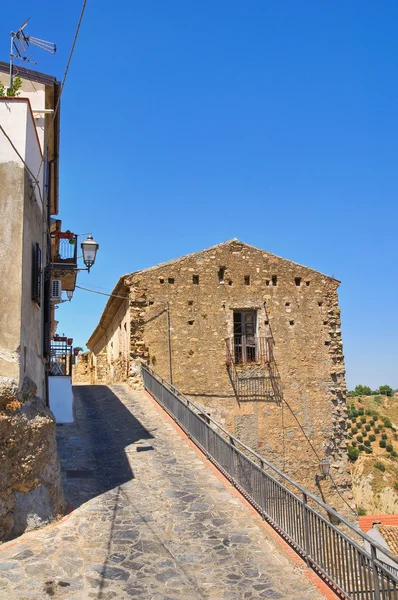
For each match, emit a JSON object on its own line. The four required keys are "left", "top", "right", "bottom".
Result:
{"left": 0, "top": 385, "right": 325, "bottom": 599}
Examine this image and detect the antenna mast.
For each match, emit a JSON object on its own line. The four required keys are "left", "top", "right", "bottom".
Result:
{"left": 9, "top": 17, "right": 56, "bottom": 90}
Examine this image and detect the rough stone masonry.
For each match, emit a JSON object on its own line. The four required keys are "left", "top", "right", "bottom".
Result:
{"left": 86, "top": 240, "right": 354, "bottom": 516}
{"left": 0, "top": 376, "right": 64, "bottom": 541}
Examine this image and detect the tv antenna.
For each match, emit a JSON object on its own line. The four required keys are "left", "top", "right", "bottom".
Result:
{"left": 8, "top": 17, "right": 56, "bottom": 90}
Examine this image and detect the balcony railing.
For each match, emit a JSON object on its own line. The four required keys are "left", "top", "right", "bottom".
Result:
{"left": 51, "top": 231, "right": 78, "bottom": 267}
{"left": 226, "top": 335, "right": 271, "bottom": 366}
{"left": 49, "top": 337, "right": 73, "bottom": 376}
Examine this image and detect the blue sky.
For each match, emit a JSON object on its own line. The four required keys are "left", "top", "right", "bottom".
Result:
{"left": 2, "top": 2, "right": 397, "bottom": 389}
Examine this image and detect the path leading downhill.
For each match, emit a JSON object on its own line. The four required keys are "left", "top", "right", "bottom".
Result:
{"left": 0, "top": 385, "right": 325, "bottom": 600}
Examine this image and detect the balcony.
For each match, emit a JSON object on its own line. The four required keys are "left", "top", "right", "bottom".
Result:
{"left": 226, "top": 336, "right": 271, "bottom": 366}
{"left": 225, "top": 336, "right": 282, "bottom": 402}
{"left": 49, "top": 336, "right": 74, "bottom": 376}
{"left": 50, "top": 231, "right": 78, "bottom": 291}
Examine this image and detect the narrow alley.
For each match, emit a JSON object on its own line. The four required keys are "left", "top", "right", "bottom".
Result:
{"left": 0, "top": 385, "right": 325, "bottom": 600}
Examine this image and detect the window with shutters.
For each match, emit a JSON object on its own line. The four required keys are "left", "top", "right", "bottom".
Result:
{"left": 32, "top": 242, "right": 42, "bottom": 306}
{"left": 232, "top": 310, "right": 258, "bottom": 363}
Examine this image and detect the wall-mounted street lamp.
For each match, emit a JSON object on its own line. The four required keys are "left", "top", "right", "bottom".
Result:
{"left": 66, "top": 290, "right": 73, "bottom": 301}
{"left": 315, "top": 457, "right": 331, "bottom": 484}
{"left": 46, "top": 233, "right": 99, "bottom": 280}
{"left": 81, "top": 235, "right": 99, "bottom": 273}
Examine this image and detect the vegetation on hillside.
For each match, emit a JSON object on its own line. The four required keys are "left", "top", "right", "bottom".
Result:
{"left": 346, "top": 388, "right": 398, "bottom": 513}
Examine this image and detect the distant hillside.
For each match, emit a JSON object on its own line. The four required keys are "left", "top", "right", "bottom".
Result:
{"left": 347, "top": 394, "right": 398, "bottom": 514}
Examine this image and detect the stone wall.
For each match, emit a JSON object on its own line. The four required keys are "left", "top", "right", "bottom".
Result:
{"left": 89, "top": 240, "right": 353, "bottom": 514}
{"left": 0, "top": 377, "right": 65, "bottom": 541}
{"left": 72, "top": 352, "right": 92, "bottom": 384}
{"left": 0, "top": 149, "right": 65, "bottom": 541}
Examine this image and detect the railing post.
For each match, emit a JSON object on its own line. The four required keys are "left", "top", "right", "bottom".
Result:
{"left": 370, "top": 543, "right": 381, "bottom": 600}
{"left": 302, "top": 492, "right": 311, "bottom": 567}
{"left": 230, "top": 436, "right": 236, "bottom": 485}
{"left": 260, "top": 460, "right": 267, "bottom": 519}
{"left": 205, "top": 417, "right": 210, "bottom": 458}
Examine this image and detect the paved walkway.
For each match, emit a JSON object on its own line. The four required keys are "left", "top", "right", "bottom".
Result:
{"left": 0, "top": 385, "right": 325, "bottom": 600}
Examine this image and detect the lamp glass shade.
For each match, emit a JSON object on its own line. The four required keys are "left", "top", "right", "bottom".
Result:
{"left": 81, "top": 235, "right": 99, "bottom": 268}
{"left": 66, "top": 290, "right": 73, "bottom": 300}
{"left": 320, "top": 457, "right": 331, "bottom": 476}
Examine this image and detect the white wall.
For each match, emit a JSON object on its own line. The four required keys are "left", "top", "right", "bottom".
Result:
{"left": 49, "top": 376, "right": 74, "bottom": 423}
{"left": 0, "top": 100, "right": 44, "bottom": 206}
{"left": 0, "top": 99, "right": 45, "bottom": 395}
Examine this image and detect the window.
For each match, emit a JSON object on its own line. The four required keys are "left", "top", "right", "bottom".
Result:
{"left": 193, "top": 275, "right": 199, "bottom": 284}
{"left": 32, "top": 242, "right": 41, "bottom": 306}
{"left": 271, "top": 275, "right": 277, "bottom": 286}
{"left": 244, "top": 275, "right": 250, "bottom": 286}
{"left": 168, "top": 277, "right": 175, "bottom": 284}
{"left": 295, "top": 277, "right": 301, "bottom": 286}
{"left": 159, "top": 278, "right": 164, "bottom": 284}
{"left": 218, "top": 266, "right": 226, "bottom": 283}
{"left": 233, "top": 310, "right": 257, "bottom": 363}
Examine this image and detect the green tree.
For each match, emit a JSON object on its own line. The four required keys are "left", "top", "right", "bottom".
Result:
{"left": 348, "top": 446, "right": 360, "bottom": 461}
{"left": 379, "top": 385, "right": 393, "bottom": 397}
{"left": 0, "top": 76, "right": 22, "bottom": 97}
{"left": 355, "top": 385, "right": 372, "bottom": 396}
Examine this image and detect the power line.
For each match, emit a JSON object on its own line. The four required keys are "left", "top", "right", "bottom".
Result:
{"left": 75, "top": 285, "right": 128, "bottom": 300}
{"left": 34, "top": 0, "right": 88, "bottom": 186}
{"left": 281, "top": 395, "right": 357, "bottom": 516}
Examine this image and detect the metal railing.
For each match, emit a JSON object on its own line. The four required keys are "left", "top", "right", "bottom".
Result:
{"left": 49, "top": 339, "right": 73, "bottom": 376}
{"left": 51, "top": 232, "right": 78, "bottom": 265}
{"left": 226, "top": 336, "right": 283, "bottom": 403}
{"left": 226, "top": 335, "right": 269, "bottom": 365}
{"left": 142, "top": 364, "right": 398, "bottom": 600}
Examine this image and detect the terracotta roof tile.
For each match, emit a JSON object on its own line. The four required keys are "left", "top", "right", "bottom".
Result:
{"left": 379, "top": 525, "right": 398, "bottom": 555}
{"left": 359, "top": 514, "right": 398, "bottom": 533}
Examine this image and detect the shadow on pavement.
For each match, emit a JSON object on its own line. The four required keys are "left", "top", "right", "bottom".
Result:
{"left": 56, "top": 385, "right": 153, "bottom": 509}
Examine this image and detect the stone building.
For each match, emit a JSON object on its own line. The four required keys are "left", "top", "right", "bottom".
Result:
{"left": 0, "top": 63, "right": 65, "bottom": 539}
{"left": 87, "top": 239, "right": 353, "bottom": 511}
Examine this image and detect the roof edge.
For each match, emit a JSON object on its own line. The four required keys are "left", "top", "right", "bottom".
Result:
{"left": 124, "top": 238, "right": 340, "bottom": 284}
{"left": 86, "top": 277, "right": 128, "bottom": 351}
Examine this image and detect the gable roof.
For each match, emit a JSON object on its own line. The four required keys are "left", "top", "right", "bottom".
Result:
{"left": 87, "top": 239, "right": 339, "bottom": 351}
{"left": 124, "top": 238, "right": 339, "bottom": 283}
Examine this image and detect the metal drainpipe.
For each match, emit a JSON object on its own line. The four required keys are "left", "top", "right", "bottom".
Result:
{"left": 43, "top": 157, "right": 57, "bottom": 406}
